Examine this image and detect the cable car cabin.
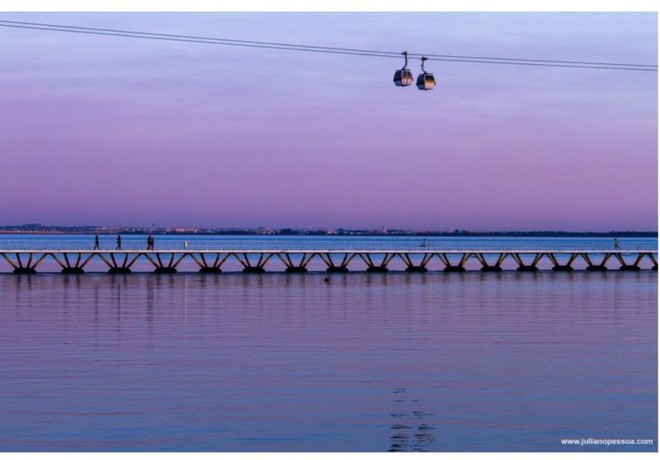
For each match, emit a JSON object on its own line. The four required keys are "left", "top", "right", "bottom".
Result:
{"left": 393, "top": 68, "right": 414, "bottom": 87}
{"left": 416, "top": 72, "right": 436, "bottom": 90}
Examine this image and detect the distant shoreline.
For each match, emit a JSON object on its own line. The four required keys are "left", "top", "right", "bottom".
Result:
{"left": 0, "top": 226, "right": 656, "bottom": 238}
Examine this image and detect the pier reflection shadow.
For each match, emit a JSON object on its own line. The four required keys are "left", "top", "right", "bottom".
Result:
{"left": 388, "top": 388, "right": 435, "bottom": 452}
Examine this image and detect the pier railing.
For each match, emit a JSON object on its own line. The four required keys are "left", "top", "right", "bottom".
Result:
{"left": 0, "top": 250, "right": 656, "bottom": 274}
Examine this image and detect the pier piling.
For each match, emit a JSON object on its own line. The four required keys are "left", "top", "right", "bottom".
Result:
{"left": 0, "top": 249, "right": 655, "bottom": 274}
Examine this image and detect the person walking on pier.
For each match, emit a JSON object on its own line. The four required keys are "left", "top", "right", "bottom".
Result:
{"left": 116, "top": 234, "right": 122, "bottom": 250}
{"left": 146, "top": 235, "right": 154, "bottom": 250}
{"left": 93, "top": 234, "right": 100, "bottom": 250}
{"left": 614, "top": 238, "right": 621, "bottom": 250}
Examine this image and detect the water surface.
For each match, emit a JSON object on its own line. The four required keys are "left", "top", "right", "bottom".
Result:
{"left": 0, "top": 271, "right": 655, "bottom": 451}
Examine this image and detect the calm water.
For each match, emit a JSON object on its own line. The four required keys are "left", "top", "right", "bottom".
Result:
{"left": 0, "top": 269, "right": 656, "bottom": 451}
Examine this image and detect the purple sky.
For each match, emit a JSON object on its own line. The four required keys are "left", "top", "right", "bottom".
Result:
{"left": 0, "top": 12, "right": 656, "bottom": 231}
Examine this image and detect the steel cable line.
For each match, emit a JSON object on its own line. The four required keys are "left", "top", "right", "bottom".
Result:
{"left": 411, "top": 52, "right": 657, "bottom": 68}
{"left": 0, "top": 19, "right": 401, "bottom": 57}
{"left": 0, "top": 22, "right": 402, "bottom": 60}
{"left": 0, "top": 19, "right": 656, "bottom": 72}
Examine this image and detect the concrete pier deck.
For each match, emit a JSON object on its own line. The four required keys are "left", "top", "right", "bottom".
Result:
{"left": 0, "top": 249, "right": 656, "bottom": 274}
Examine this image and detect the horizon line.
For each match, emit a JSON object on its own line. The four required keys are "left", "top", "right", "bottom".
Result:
{"left": 0, "top": 224, "right": 657, "bottom": 235}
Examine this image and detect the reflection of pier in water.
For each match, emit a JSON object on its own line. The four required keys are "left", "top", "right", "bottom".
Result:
{"left": 389, "top": 388, "right": 435, "bottom": 452}
{"left": 0, "top": 249, "right": 656, "bottom": 274}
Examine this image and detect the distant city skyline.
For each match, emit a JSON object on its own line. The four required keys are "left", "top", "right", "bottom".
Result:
{"left": 0, "top": 12, "right": 656, "bottom": 231}
{"left": 0, "top": 223, "right": 657, "bottom": 232}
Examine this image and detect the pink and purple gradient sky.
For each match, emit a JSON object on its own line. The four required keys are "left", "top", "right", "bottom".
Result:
{"left": 0, "top": 12, "right": 656, "bottom": 231}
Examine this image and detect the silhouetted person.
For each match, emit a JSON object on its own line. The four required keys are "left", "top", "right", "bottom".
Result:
{"left": 614, "top": 238, "right": 621, "bottom": 250}
{"left": 93, "top": 234, "right": 100, "bottom": 250}
{"left": 116, "top": 234, "right": 122, "bottom": 250}
{"left": 147, "top": 235, "right": 154, "bottom": 250}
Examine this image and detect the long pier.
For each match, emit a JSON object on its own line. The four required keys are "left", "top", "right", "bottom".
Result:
{"left": 0, "top": 250, "right": 656, "bottom": 274}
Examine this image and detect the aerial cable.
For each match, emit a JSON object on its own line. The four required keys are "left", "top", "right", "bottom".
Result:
{"left": 0, "top": 20, "right": 401, "bottom": 59}
{"left": 0, "top": 19, "right": 656, "bottom": 72}
{"left": 413, "top": 52, "right": 656, "bottom": 69}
